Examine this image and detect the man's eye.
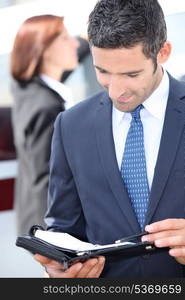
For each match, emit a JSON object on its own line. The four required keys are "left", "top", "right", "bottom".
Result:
{"left": 128, "top": 74, "right": 138, "bottom": 78}
{"left": 98, "top": 69, "right": 107, "bottom": 74}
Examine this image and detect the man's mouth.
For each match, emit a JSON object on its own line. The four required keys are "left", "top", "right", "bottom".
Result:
{"left": 117, "top": 95, "right": 132, "bottom": 103}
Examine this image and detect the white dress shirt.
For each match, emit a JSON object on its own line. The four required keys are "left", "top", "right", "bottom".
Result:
{"left": 40, "top": 74, "right": 75, "bottom": 110}
{"left": 112, "top": 70, "right": 169, "bottom": 190}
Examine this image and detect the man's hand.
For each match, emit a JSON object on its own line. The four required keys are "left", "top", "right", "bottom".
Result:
{"left": 142, "top": 218, "right": 185, "bottom": 265}
{"left": 34, "top": 254, "right": 105, "bottom": 278}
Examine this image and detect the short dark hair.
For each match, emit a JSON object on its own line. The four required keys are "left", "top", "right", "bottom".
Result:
{"left": 88, "top": 0, "right": 167, "bottom": 67}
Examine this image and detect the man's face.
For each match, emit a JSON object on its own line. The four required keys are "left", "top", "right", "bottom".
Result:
{"left": 91, "top": 44, "right": 164, "bottom": 112}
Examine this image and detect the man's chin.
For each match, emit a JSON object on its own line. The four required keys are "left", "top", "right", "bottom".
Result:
{"left": 114, "top": 102, "right": 134, "bottom": 112}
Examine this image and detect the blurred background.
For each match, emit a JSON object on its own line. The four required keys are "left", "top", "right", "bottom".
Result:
{"left": 0, "top": 0, "right": 185, "bottom": 277}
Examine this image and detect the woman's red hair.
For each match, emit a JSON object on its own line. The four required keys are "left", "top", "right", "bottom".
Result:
{"left": 10, "top": 15, "right": 64, "bottom": 82}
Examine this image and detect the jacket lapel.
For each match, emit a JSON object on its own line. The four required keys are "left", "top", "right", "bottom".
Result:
{"left": 145, "top": 75, "right": 185, "bottom": 225}
{"left": 95, "top": 93, "right": 140, "bottom": 232}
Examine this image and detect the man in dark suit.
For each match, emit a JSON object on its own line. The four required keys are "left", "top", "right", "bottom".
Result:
{"left": 35, "top": 0, "right": 185, "bottom": 277}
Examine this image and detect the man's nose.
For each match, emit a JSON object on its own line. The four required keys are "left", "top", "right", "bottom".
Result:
{"left": 108, "top": 76, "right": 126, "bottom": 100}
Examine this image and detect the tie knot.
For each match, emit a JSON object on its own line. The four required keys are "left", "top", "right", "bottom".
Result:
{"left": 130, "top": 105, "right": 143, "bottom": 120}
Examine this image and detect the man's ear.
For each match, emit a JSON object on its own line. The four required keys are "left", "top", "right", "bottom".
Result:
{"left": 157, "top": 41, "right": 172, "bottom": 64}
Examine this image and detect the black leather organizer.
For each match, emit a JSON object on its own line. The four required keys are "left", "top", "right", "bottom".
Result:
{"left": 16, "top": 225, "right": 169, "bottom": 270}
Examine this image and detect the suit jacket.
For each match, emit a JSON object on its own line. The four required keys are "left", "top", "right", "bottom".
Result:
{"left": 45, "top": 74, "right": 185, "bottom": 278}
{"left": 11, "top": 77, "right": 65, "bottom": 235}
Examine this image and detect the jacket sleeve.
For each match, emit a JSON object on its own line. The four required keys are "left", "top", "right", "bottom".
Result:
{"left": 45, "top": 112, "right": 87, "bottom": 242}
{"left": 24, "top": 106, "right": 62, "bottom": 199}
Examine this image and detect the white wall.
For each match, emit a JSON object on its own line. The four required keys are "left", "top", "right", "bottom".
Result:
{"left": 0, "top": 0, "right": 98, "bottom": 55}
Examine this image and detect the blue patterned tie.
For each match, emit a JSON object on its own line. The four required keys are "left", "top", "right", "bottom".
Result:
{"left": 121, "top": 105, "right": 149, "bottom": 230}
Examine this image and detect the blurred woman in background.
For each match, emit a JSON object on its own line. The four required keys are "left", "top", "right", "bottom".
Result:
{"left": 10, "top": 14, "right": 79, "bottom": 235}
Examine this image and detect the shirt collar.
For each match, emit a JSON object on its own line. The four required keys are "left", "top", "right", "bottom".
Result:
{"left": 113, "top": 69, "right": 169, "bottom": 124}
{"left": 40, "top": 74, "right": 74, "bottom": 104}
{"left": 142, "top": 69, "right": 169, "bottom": 120}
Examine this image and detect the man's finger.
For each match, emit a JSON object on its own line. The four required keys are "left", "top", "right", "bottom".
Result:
{"left": 34, "top": 254, "right": 51, "bottom": 264}
{"left": 48, "top": 262, "right": 83, "bottom": 278}
{"left": 85, "top": 256, "right": 105, "bottom": 278}
{"left": 141, "top": 229, "right": 181, "bottom": 243}
{"left": 145, "top": 218, "right": 185, "bottom": 233}
{"left": 154, "top": 236, "right": 185, "bottom": 248}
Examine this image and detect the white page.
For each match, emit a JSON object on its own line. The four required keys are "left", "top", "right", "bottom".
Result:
{"left": 35, "top": 230, "right": 134, "bottom": 252}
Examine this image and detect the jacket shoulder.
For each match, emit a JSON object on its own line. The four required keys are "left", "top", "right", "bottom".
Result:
{"left": 11, "top": 78, "right": 64, "bottom": 113}
{"left": 56, "top": 90, "right": 108, "bottom": 123}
